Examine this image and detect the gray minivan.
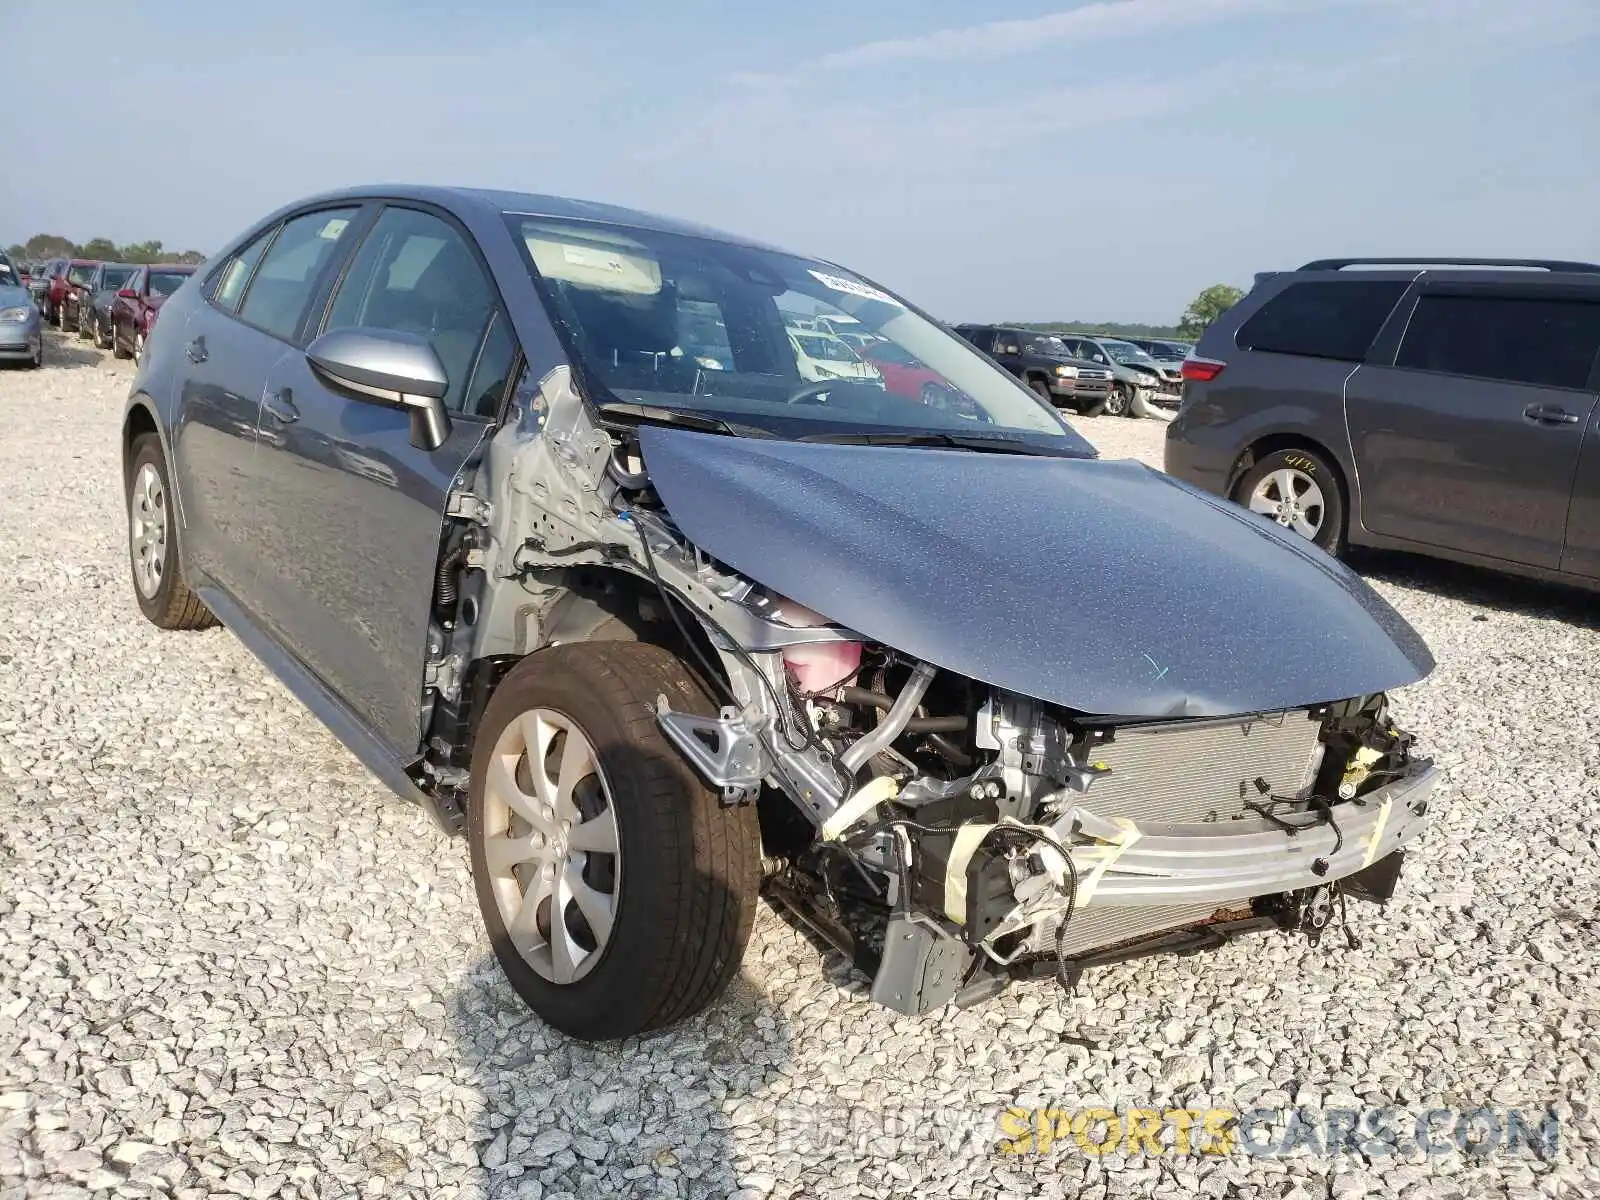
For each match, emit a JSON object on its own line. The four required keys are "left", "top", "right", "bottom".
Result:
{"left": 1165, "top": 257, "right": 1600, "bottom": 587}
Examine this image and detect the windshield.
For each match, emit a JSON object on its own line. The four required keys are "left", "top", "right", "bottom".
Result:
{"left": 1024, "top": 335, "right": 1073, "bottom": 358}
{"left": 510, "top": 216, "right": 1089, "bottom": 450}
{"left": 67, "top": 264, "right": 96, "bottom": 286}
{"left": 147, "top": 270, "right": 189, "bottom": 298}
{"left": 1100, "top": 339, "right": 1156, "bottom": 365}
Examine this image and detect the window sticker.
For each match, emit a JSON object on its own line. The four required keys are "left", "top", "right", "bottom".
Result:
{"left": 807, "top": 269, "right": 901, "bottom": 307}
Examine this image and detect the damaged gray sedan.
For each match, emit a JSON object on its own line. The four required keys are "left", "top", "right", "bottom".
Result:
{"left": 122, "top": 186, "right": 1436, "bottom": 1040}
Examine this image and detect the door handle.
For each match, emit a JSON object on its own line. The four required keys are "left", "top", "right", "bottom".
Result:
{"left": 185, "top": 337, "right": 207, "bottom": 364}
{"left": 1523, "top": 404, "right": 1581, "bottom": 426}
{"left": 262, "top": 389, "right": 299, "bottom": 424}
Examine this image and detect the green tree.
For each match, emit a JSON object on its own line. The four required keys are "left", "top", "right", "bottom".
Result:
{"left": 24, "top": 234, "right": 77, "bottom": 259}
{"left": 5, "top": 244, "right": 24, "bottom": 259}
{"left": 80, "top": 237, "right": 119, "bottom": 260}
{"left": 1179, "top": 284, "right": 1245, "bottom": 337}
{"left": 121, "top": 239, "right": 165, "bottom": 264}
{"left": 173, "top": 250, "right": 207, "bottom": 265}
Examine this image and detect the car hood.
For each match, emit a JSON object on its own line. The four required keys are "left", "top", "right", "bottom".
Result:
{"left": 0, "top": 284, "right": 32, "bottom": 309}
{"left": 638, "top": 428, "right": 1433, "bottom": 718}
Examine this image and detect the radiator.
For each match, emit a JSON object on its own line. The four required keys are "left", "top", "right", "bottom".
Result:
{"left": 1082, "top": 710, "right": 1323, "bottom": 826}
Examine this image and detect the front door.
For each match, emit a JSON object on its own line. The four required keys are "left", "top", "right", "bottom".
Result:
{"left": 1344, "top": 288, "right": 1600, "bottom": 569}
{"left": 249, "top": 203, "right": 516, "bottom": 756}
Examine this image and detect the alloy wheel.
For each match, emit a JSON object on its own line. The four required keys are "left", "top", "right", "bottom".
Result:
{"left": 481, "top": 708, "right": 621, "bottom": 985}
{"left": 1105, "top": 385, "right": 1129, "bottom": 417}
{"left": 1248, "top": 467, "right": 1325, "bottom": 540}
{"left": 129, "top": 462, "right": 167, "bottom": 598}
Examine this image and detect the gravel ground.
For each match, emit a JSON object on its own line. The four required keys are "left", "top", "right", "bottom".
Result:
{"left": 2, "top": 333, "right": 1597, "bottom": 1199}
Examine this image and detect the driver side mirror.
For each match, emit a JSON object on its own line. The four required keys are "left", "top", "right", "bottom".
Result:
{"left": 306, "top": 327, "right": 452, "bottom": 451}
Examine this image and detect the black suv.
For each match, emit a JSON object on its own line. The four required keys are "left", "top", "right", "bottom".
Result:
{"left": 953, "top": 324, "right": 1114, "bottom": 415}
{"left": 1165, "top": 257, "right": 1600, "bottom": 588}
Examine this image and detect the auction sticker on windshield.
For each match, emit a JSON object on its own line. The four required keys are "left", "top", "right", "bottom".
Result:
{"left": 808, "top": 269, "right": 902, "bottom": 307}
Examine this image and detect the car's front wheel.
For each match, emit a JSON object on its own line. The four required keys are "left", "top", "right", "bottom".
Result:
{"left": 468, "top": 642, "right": 760, "bottom": 1040}
{"left": 1233, "top": 446, "right": 1346, "bottom": 554}
{"left": 126, "top": 435, "right": 219, "bottom": 629}
{"left": 1104, "top": 383, "right": 1131, "bottom": 417}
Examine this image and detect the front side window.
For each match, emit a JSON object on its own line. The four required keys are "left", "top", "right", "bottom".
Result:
{"left": 510, "top": 217, "right": 1087, "bottom": 450}
{"left": 213, "top": 230, "right": 273, "bottom": 313}
{"left": 237, "top": 208, "right": 359, "bottom": 341}
{"left": 323, "top": 206, "right": 502, "bottom": 413}
{"left": 1237, "top": 280, "right": 1407, "bottom": 362}
{"left": 1395, "top": 294, "right": 1600, "bottom": 390}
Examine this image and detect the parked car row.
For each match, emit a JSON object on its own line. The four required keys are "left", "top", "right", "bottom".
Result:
{"left": 0, "top": 254, "right": 197, "bottom": 368}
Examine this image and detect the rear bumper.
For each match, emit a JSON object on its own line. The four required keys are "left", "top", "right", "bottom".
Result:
{"left": 1162, "top": 420, "right": 1234, "bottom": 495}
{"left": 1068, "top": 759, "right": 1434, "bottom": 909}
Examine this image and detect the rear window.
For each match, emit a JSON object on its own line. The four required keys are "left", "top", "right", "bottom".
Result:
{"left": 1395, "top": 294, "right": 1600, "bottom": 390}
{"left": 1236, "top": 280, "right": 1407, "bottom": 362}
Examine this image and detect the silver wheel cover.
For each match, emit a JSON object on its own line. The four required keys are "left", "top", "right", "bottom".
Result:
{"left": 129, "top": 462, "right": 167, "bottom": 598}
{"left": 1249, "top": 467, "right": 1326, "bottom": 540}
{"left": 482, "top": 708, "right": 622, "bottom": 984}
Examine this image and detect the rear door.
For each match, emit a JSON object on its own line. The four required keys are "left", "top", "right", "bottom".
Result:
{"left": 1344, "top": 284, "right": 1600, "bottom": 568}
{"left": 170, "top": 208, "right": 361, "bottom": 603}
{"left": 250, "top": 202, "right": 517, "bottom": 755}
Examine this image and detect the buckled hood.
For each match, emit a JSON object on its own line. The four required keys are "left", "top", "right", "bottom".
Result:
{"left": 638, "top": 427, "right": 1433, "bottom": 718}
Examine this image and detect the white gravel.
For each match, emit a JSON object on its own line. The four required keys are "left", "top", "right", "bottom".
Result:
{"left": 1, "top": 335, "right": 1596, "bottom": 1199}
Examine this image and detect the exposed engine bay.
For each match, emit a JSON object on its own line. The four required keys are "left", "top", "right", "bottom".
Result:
{"left": 422, "top": 366, "right": 1437, "bottom": 1016}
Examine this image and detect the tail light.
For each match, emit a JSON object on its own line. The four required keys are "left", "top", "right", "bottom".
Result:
{"left": 1181, "top": 356, "right": 1226, "bottom": 383}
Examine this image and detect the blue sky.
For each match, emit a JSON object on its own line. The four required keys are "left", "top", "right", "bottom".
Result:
{"left": 3, "top": 0, "right": 1597, "bottom": 322}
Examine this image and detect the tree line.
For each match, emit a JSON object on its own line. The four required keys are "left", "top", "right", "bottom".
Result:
{"left": 7, "top": 233, "right": 205, "bottom": 266}
{"left": 1003, "top": 283, "right": 1249, "bottom": 341}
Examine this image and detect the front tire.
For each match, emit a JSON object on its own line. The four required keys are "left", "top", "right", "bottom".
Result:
{"left": 126, "top": 435, "right": 219, "bottom": 629}
{"left": 1232, "top": 446, "right": 1347, "bottom": 554}
{"left": 1104, "top": 383, "right": 1131, "bottom": 417}
{"left": 468, "top": 642, "right": 760, "bottom": 1040}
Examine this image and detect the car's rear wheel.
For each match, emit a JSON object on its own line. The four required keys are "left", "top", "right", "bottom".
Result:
{"left": 126, "top": 435, "right": 219, "bottom": 630}
{"left": 467, "top": 641, "right": 760, "bottom": 1041}
{"left": 1233, "top": 446, "right": 1346, "bottom": 554}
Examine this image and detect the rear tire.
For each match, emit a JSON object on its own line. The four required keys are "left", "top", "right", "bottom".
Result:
{"left": 1232, "top": 446, "right": 1347, "bottom": 555}
{"left": 126, "top": 434, "right": 219, "bottom": 630}
{"left": 467, "top": 642, "right": 760, "bottom": 1040}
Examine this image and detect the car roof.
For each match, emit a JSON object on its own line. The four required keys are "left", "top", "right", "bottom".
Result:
{"left": 292, "top": 184, "right": 789, "bottom": 253}
{"left": 146, "top": 263, "right": 197, "bottom": 273}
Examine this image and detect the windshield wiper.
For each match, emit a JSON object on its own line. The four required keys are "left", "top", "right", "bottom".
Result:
{"left": 597, "top": 402, "right": 775, "bottom": 439}
{"left": 796, "top": 430, "right": 1084, "bottom": 457}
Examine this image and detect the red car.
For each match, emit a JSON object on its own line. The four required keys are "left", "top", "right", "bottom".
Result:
{"left": 58, "top": 259, "right": 101, "bottom": 330}
{"left": 860, "top": 340, "right": 949, "bottom": 401}
{"left": 111, "top": 264, "right": 197, "bottom": 363}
